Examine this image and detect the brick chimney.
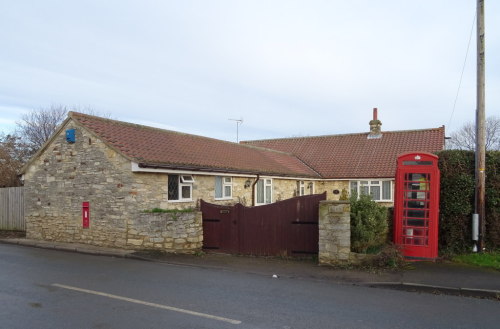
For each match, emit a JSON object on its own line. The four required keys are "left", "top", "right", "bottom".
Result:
{"left": 368, "top": 107, "right": 382, "bottom": 139}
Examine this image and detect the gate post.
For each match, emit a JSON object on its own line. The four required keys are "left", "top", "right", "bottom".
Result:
{"left": 318, "top": 200, "right": 351, "bottom": 265}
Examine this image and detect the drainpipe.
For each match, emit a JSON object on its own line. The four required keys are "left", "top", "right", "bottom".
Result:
{"left": 251, "top": 174, "right": 260, "bottom": 207}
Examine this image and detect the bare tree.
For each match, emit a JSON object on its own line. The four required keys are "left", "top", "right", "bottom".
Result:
{"left": 1, "top": 105, "right": 110, "bottom": 186}
{"left": 447, "top": 116, "right": 500, "bottom": 151}
{"left": 15, "top": 104, "right": 112, "bottom": 157}
{"left": 0, "top": 133, "right": 30, "bottom": 187}
{"left": 16, "top": 105, "right": 68, "bottom": 155}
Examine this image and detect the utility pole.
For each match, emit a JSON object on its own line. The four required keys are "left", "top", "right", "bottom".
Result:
{"left": 475, "top": 0, "right": 486, "bottom": 251}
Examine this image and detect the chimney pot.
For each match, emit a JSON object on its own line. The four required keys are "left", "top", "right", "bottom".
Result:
{"left": 368, "top": 108, "right": 382, "bottom": 139}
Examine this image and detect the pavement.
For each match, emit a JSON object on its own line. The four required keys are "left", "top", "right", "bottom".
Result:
{"left": 1, "top": 237, "right": 499, "bottom": 300}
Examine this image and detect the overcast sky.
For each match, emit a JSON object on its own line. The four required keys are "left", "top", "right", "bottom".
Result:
{"left": 1, "top": 0, "right": 499, "bottom": 142}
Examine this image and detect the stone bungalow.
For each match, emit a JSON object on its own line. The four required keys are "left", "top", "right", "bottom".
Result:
{"left": 20, "top": 110, "right": 444, "bottom": 251}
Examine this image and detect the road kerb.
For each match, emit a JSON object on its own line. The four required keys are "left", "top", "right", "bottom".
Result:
{"left": 364, "top": 281, "right": 500, "bottom": 300}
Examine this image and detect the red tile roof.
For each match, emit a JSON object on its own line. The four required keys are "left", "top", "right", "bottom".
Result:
{"left": 69, "top": 112, "right": 444, "bottom": 179}
{"left": 69, "top": 112, "right": 319, "bottom": 178}
{"left": 242, "top": 128, "right": 445, "bottom": 178}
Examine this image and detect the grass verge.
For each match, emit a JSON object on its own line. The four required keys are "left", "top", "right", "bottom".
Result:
{"left": 143, "top": 207, "right": 196, "bottom": 213}
{"left": 452, "top": 252, "right": 500, "bottom": 270}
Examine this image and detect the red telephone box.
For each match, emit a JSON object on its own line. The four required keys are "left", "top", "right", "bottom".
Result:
{"left": 82, "top": 202, "right": 90, "bottom": 228}
{"left": 394, "top": 152, "right": 440, "bottom": 260}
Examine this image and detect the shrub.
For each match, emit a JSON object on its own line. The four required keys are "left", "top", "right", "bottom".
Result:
{"left": 437, "top": 150, "right": 500, "bottom": 253}
{"left": 350, "top": 194, "right": 388, "bottom": 253}
{"left": 368, "top": 244, "right": 407, "bottom": 269}
{"left": 437, "top": 151, "right": 475, "bottom": 253}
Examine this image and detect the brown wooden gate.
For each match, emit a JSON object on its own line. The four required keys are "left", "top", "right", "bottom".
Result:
{"left": 201, "top": 192, "right": 326, "bottom": 256}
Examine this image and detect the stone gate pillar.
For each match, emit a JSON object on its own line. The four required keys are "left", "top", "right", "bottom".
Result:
{"left": 318, "top": 200, "right": 351, "bottom": 265}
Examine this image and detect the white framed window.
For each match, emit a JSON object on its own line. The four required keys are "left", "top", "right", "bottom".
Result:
{"left": 350, "top": 180, "right": 392, "bottom": 201}
{"left": 168, "top": 174, "right": 194, "bottom": 201}
{"left": 256, "top": 178, "right": 272, "bottom": 205}
{"left": 308, "top": 182, "right": 315, "bottom": 195}
{"left": 180, "top": 175, "right": 194, "bottom": 183}
{"left": 215, "top": 176, "right": 232, "bottom": 199}
{"left": 297, "top": 181, "right": 315, "bottom": 196}
{"left": 297, "top": 181, "right": 305, "bottom": 196}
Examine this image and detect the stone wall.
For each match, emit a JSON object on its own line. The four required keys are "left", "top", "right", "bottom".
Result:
{"left": 24, "top": 120, "right": 134, "bottom": 248}
{"left": 315, "top": 181, "right": 350, "bottom": 201}
{"left": 189, "top": 176, "right": 253, "bottom": 207}
{"left": 23, "top": 119, "right": 203, "bottom": 251}
{"left": 126, "top": 212, "right": 202, "bottom": 252}
{"left": 318, "top": 200, "right": 351, "bottom": 264}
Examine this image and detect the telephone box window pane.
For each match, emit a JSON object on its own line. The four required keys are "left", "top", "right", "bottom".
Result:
{"left": 406, "top": 173, "right": 427, "bottom": 181}
{"left": 405, "top": 183, "right": 423, "bottom": 191}
{"left": 406, "top": 200, "right": 426, "bottom": 209}
{"left": 406, "top": 191, "right": 428, "bottom": 200}
{"left": 403, "top": 161, "right": 433, "bottom": 165}
{"left": 413, "top": 238, "right": 425, "bottom": 245}
{"left": 406, "top": 219, "right": 425, "bottom": 227}
{"left": 406, "top": 209, "right": 426, "bottom": 218}
{"left": 405, "top": 182, "right": 422, "bottom": 191}
{"left": 413, "top": 228, "right": 426, "bottom": 236}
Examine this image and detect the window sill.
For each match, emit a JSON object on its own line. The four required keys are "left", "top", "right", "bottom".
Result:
{"left": 215, "top": 197, "right": 233, "bottom": 201}
{"left": 168, "top": 199, "right": 193, "bottom": 203}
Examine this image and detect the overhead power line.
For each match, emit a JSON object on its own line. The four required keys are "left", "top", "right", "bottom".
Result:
{"left": 447, "top": 10, "right": 477, "bottom": 131}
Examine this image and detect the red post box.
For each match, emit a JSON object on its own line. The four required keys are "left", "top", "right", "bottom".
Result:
{"left": 394, "top": 152, "right": 440, "bottom": 260}
{"left": 82, "top": 202, "right": 90, "bottom": 228}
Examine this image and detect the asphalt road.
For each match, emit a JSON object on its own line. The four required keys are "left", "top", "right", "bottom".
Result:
{"left": 0, "top": 244, "right": 498, "bottom": 329}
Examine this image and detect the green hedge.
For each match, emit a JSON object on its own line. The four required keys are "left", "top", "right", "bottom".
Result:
{"left": 437, "top": 150, "right": 500, "bottom": 253}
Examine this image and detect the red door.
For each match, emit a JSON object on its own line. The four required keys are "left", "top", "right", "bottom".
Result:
{"left": 394, "top": 153, "right": 440, "bottom": 260}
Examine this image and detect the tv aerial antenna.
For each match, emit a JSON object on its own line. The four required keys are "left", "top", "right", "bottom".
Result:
{"left": 228, "top": 118, "right": 243, "bottom": 143}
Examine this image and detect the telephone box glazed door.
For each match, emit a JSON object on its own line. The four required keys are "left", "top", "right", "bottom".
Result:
{"left": 394, "top": 152, "right": 440, "bottom": 260}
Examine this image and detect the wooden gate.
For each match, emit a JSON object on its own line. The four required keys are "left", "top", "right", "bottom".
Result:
{"left": 201, "top": 192, "right": 326, "bottom": 256}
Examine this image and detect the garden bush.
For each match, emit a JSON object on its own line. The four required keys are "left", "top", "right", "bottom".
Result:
{"left": 350, "top": 194, "right": 388, "bottom": 253}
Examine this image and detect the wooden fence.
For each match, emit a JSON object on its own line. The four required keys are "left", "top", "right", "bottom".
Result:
{"left": 0, "top": 187, "right": 25, "bottom": 231}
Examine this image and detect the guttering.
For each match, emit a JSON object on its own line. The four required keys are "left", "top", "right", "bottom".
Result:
{"left": 251, "top": 174, "right": 260, "bottom": 207}
{"left": 132, "top": 162, "right": 395, "bottom": 181}
{"left": 132, "top": 162, "right": 319, "bottom": 179}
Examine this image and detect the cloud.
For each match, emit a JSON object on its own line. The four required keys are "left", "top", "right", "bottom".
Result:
{"left": 0, "top": 0, "right": 498, "bottom": 140}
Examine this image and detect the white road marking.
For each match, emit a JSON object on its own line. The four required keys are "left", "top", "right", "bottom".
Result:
{"left": 52, "top": 283, "right": 241, "bottom": 325}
